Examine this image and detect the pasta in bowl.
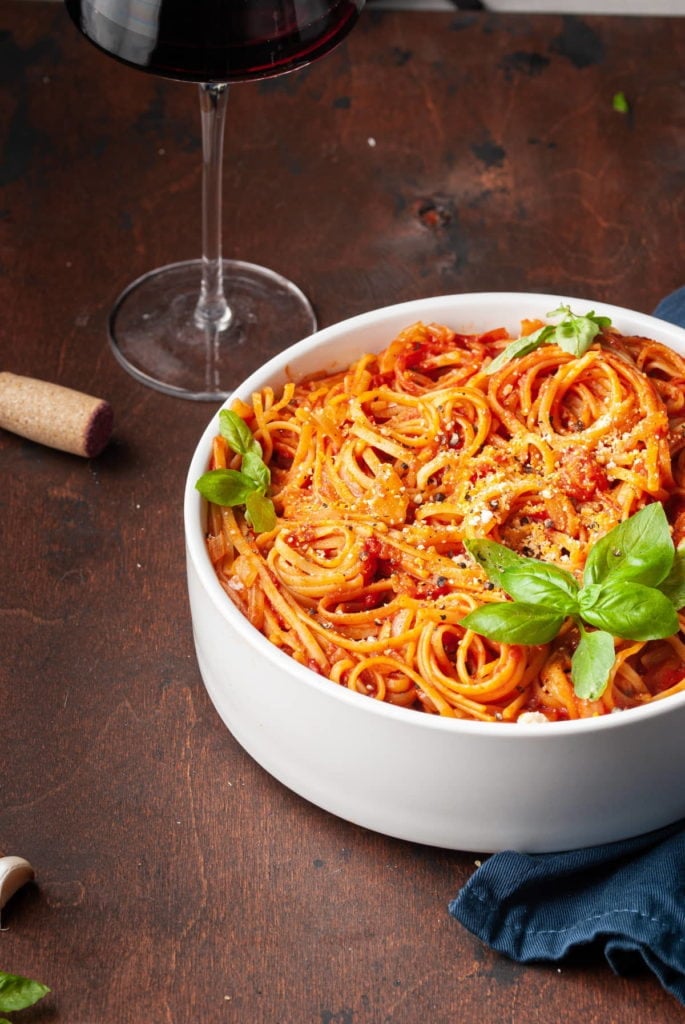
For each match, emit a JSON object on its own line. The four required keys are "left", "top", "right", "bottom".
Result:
{"left": 185, "top": 292, "right": 685, "bottom": 851}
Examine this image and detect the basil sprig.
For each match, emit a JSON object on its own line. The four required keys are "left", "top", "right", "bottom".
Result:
{"left": 460, "top": 503, "right": 685, "bottom": 700}
{"left": 486, "top": 304, "right": 612, "bottom": 374}
{"left": 196, "top": 410, "right": 277, "bottom": 534}
{"left": 0, "top": 970, "right": 49, "bottom": 1022}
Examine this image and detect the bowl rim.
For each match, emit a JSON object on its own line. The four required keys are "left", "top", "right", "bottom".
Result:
{"left": 185, "top": 290, "right": 685, "bottom": 737}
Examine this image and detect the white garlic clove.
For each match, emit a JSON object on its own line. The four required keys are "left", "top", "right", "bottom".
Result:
{"left": 0, "top": 857, "right": 35, "bottom": 910}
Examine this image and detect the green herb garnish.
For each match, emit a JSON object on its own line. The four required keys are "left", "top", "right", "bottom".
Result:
{"left": 0, "top": 970, "right": 50, "bottom": 1022}
{"left": 486, "top": 304, "right": 612, "bottom": 374}
{"left": 612, "top": 90, "right": 630, "bottom": 114}
{"left": 460, "top": 503, "right": 684, "bottom": 701}
{"left": 195, "top": 409, "right": 277, "bottom": 534}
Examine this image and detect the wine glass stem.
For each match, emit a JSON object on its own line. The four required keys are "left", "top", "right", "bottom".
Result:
{"left": 195, "top": 82, "right": 232, "bottom": 331}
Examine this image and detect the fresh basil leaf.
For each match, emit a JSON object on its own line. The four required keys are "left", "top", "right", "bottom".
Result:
{"left": 546, "top": 305, "right": 611, "bottom": 330}
{"left": 486, "top": 326, "right": 554, "bottom": 374}
{"left": 465, "top": 538, "right": 545, "bottom": 590}
{"left": 240, "top": 448, "right": 270, "bottom": 492}
{"left": 195, "top": 468, "right": 256, "bottom": 507}
{"left": 583, "top": 503, "right": 674, "bottom": 588}
{"left": 245, "top": 491, "right": 277, "bottom": 534}
{"left": 554, "top": 315, "right": 602, "bottom": 357}
{"left": 219, "top": 409, "right": 255, "bottom": 456}
{"left": 577, "top": 582, "right": 603, "bottom": 611}
{"left": 486, "top": 306, "right": 612, "bottom": 373}
{"left": 613, "top": 90, "right": 630, "bottom": 114}
{"left": 580, "top": 580, "right": 679, "bottom": 640}
{"left": 0, "top": 971, "right": 50, "bottom": 1012}
{"left": 658, "top": 548, "right": 685, "bottom": 610}
{"left": 544, "top": 305, "right": 610, "bottom": 358}
{"left": 205, "top": 413, "right": 276, "bottom": 534}
{"left": 500, "top": 564, "right": 579, "bottom": 613}
{"left": 460, "top": 602, "right": 565, "bottom": 645}
{"left": 571, "top": 627, "right": 616, "bottom": 701}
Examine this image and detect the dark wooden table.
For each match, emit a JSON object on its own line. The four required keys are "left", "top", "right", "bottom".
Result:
{"left": 2, "top": 2, "right": 685, "bottom": 1021}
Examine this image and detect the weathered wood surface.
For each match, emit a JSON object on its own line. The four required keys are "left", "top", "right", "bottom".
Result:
{"left": 1, "top": 3, "right": 684, "bottom": 1020}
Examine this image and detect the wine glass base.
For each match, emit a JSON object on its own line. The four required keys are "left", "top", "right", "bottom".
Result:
{"left": 108, "top": 259, "right": 317, "bottom": 400}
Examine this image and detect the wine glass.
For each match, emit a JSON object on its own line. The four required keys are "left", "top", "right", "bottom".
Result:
{"left": 63, "top": 0, "right": 366, "bottom": 400}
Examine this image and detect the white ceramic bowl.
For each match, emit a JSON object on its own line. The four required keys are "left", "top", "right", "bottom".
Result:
{"left": 185, "top": 292, "right": 685, "bottom": 852}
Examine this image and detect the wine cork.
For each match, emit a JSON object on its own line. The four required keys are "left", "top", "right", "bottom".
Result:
{"left": 0, "top": 856, "right": 34, "bottom": 910}
{"left": 0, "top": 372, "right": 114, "bottom": 458}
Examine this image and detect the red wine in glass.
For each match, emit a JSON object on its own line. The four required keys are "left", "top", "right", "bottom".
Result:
{"left": 63, "top": 0, "right": 366, "bottom": 399}
{"left": 65, "top": 0, "right": 362, "bottom": 82}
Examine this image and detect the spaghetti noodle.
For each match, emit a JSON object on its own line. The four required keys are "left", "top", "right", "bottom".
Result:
{"left": 203, "top": 318, "right": 685, "bottom": 722}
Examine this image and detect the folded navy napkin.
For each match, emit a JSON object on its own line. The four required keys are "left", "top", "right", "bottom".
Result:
{"left": 653, "top": 285, "right": 685, "bottom": 327}
{"left": 449, "top": 819, "right": 685, "bottom": 1004}
{"left": 449, "top": 288, "right": 685, "bottom": 1004}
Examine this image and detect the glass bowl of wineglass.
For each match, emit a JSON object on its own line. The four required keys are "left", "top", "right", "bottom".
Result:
{"left": 64, "top": 0, "right": 366, "bottom": 400}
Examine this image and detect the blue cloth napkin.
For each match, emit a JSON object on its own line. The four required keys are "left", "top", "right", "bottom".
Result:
{"left": 653, "top": 285, "right": 685, "bottom": 327}
{"left": 449, "top": 819, "right": 685, "bottom": 1004}
{"left": 449, "top": 288, "right": 685, "bottom": 1004}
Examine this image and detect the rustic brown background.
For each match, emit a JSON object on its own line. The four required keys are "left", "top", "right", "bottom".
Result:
{"left": 1, "top": 2, "right": 685, "bottom": 1020}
